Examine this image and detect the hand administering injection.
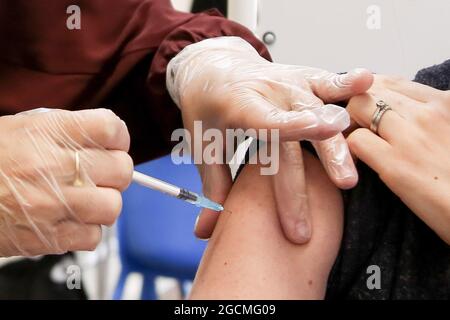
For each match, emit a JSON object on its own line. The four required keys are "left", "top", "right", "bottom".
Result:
{"left": 167, "top": 36, "right": 374, "bottom": 243}
{"left": 0, "top": 109, "right": 133, "bottom": 257}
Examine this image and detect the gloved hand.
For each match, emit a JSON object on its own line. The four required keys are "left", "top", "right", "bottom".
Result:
{"left": 0, "top": 108, "right": 133, "bottom": 257}
{"left": 167, "top": 36, "right": 373, "bottom": 243}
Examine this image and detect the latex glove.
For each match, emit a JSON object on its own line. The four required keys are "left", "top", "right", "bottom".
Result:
{"left": 167, "top": 36, "right": 373, "bottom": 243}
{"left": 0, "top": 108, "right": 133, "bottom": 257}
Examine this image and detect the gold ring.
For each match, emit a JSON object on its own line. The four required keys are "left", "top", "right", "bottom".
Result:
{"left": 370, "top": 100, "right": 392, "bottom": 135}
{"left": 73, "top": 151, "right": 83, "bottom": 187}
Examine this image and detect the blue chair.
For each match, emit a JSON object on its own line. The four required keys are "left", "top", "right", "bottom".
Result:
{"left": 114, "top": 155, "right": 207, "bottom": 300}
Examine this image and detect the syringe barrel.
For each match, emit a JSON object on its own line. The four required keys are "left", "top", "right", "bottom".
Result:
{"left": 132, "top": 171, "right": 180, "bottom": 197}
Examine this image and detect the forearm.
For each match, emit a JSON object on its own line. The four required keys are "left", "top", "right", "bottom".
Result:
{"left": 190, "top": 151, "right": 344, "bottom": 299}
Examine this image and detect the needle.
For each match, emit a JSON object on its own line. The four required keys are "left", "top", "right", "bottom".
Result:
{"left": 132, "top": 171, "right": 224, "bottom": 212}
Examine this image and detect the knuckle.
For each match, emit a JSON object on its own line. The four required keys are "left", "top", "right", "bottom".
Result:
{"left": 99, "top": 116, "right": 121, "bottom": 146}
{"left": 86, "top": 109, "right": 123, "bottom": 147}
{"left": 89, "top": 108, "right": 117, "bottom": 121}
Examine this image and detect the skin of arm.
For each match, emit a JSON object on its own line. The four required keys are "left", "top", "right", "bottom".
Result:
{"left": 189, "top": 150, "right": 343, "bottom": 299}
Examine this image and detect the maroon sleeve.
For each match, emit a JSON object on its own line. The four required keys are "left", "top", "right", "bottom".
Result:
{"left": 0, "top": 0, "right": 271, "bottom": 163}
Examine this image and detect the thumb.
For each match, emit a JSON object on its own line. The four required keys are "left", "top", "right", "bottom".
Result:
{"left": 309, "top": 68, "right": 374, "bottom": 103}
{"left": 194, "top": 163, "right": 232, "bottom": 240}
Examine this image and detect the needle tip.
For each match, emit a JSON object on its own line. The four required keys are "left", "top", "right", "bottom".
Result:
{"left": 196, "top": 195, "right": 223, "bottom": 212}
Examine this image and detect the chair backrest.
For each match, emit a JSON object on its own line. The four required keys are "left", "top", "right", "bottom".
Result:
{"left": 117, "top": 155, "right": 207, "bottom": 280}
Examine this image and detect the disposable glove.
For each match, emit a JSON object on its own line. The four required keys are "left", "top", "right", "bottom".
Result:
{"left": 167, "top": 37, "right": 373, "bottom": 243}
{"left": 0, "top": 108, "right": 133, "bottom": 257}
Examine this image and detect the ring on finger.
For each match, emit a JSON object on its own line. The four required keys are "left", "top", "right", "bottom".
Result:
{"left": 370, "top": 100, "right": 392, "bottom": 135}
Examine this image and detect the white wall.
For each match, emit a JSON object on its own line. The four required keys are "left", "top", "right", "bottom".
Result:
{"left": 256, "top": 0, "right": 450, "bottom": 79}
{"left": 171, "top": 0, "right": 193, "bottom": 12}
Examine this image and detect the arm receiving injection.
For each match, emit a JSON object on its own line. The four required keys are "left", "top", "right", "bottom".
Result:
{"left": 189, "top": 149, "right": 343, "bottom": 299}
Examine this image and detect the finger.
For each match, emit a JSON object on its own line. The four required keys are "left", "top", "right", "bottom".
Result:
{"left": 375, "top": 74, "right": 442, "bottom": 103}
{"left": 1, "top": 222, "right": 102, "bottom": 256}
{"left": 369, "top": 87, "right": 421, "bottom": 118}
{"left": 229, "top": 96, "right": 350, "bottom": 141}
{"left": 272, "top": 142, "right": 311, "bottom": 243}
{"left": 308, "top": 68, "right": 374, "bottom": 103}
{"left": 59, "top": 223, "right": 103, "bottom": 252}
{"left": 7, "top": 183, "right": 122, "bottom": 228}
{"left": 346, "top": 93, "right": 409, "bottom": 142}
{"left": 24, "top": 109, "right": 130, "bottom": 151}
{"left": 347, "top": 128, "right": 393, "bottom": 174}
{"left": 64, "top": 186, "right": 123, "bottom": 226}
{"left": 3, "top": 143, "right": 133, "bottom": 192}
{"left": 312, "top": 133, "right": 358, "bottom": 190}
{"left": 194, "top": 163, "right": 232, "bottom": 240}
{"left": 291, "top": 94, "right": 358, "bottom": 189}
{"left": 57, "top": 148, "right": 134, "bottom": 191}
{"left": 84, "top": 150, "right": 134, "bottom": 191}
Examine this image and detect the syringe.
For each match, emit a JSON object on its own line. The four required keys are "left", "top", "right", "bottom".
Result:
{"left": 132, "top": 171, "right": 224, "bottom": 212}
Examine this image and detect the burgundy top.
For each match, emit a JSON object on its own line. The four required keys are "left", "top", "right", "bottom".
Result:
{"left": 0, "top": 0, "right": 270, "bottom": 162}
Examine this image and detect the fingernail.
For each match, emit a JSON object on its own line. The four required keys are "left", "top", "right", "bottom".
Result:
{"left": 194, "top": 214, "right": 200, "bottom": 232}
{"left": 333, "top": 162, "right": 357, "bottom": 180}
{"left": 351, "top": 68, "right": 367, "bottom": 75}
{"left": 342, "top": 68, "right": 367, "bottom": 83}
{"left": 348, "top": 68, "right": 367, "bottom": 77}
{"left": 194, "top": 214, "right": 210, "bottom": 242}
{"left": 317, "top": 105, "right": 350, "bottom": 128}
{"left": 297, "top": 220, "right": 312, "bottom": 242}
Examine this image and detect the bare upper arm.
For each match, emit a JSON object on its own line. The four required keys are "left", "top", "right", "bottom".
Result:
{"left": 189, "top": 150, "right": 343, "bottom": 299}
